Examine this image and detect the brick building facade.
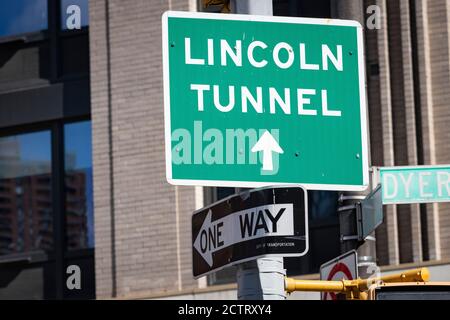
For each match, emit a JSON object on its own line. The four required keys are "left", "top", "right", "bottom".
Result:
{"left": 87, "top": 0, "right": 450, "bottom": 299}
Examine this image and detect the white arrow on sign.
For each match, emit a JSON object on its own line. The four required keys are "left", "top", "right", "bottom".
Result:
{"left": 193, "top": 204, "right": 294, "bottom": 267}
{"left": 251, "top": 131, "right": 284, "bottom": 171}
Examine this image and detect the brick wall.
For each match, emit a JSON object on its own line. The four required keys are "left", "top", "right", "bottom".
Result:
{"left": 89, "top": 0, "right": 198, "bottom": 298}
{"left": 426, "top": 0, "right": 450, "bottom": 259}
{"left": 367, "top": 0, "right": 450, "bottom": 265}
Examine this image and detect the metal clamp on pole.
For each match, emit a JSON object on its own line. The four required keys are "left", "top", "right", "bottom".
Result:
{"left": 238, "top": 258, "right": 286, "bottom": 300}
{"left": 341, "top": 235, "right": 359, "bottom": 241}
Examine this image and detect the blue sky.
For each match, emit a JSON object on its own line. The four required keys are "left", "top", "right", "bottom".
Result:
{"left": 0, "top": 0, "right": 89, "bottom": 37}
{"left": 64, "top": 121, "right": 93, "bottom": 170}
{"left": 0, "top": 0, "right": 48, "bottom": 37}
{"left": 16, "top": 130, "right": 51, "bottom": 162}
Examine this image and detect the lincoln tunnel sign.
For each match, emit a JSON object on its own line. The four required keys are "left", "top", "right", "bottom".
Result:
{"left": 162, "top": 11, "right": 369, "bottom": 190}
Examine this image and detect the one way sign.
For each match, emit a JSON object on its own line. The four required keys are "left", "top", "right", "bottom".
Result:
{"left": 192, "top": 186, "right": 308, "bottom": 277}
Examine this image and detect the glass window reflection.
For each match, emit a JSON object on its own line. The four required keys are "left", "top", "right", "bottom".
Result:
{"left": 60, "top": 0, "right": 89, "bottom": 30}
{"left": 0, "top": 131, "right": 53, "bottom": 255}
{"left": 308, "top": 191, "right": 339, "bottom": 220}
{"left": 64, "top": 121, "right": 93, "bottom": 250}
{"left": 0, "top": 0, "right": 48, "bottom": 38}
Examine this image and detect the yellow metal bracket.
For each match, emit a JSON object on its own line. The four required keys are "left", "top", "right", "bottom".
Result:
{"left": 285, "top": 267, "right": 430, "bottom": 300}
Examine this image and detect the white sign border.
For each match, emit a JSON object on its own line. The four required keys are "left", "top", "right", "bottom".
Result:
{"left": 162, "top": 10, "right": 369, "bottom": 191}
{"left": 192, "top": 185, "right": 309, "bottom": 279}
{"left": 379, "top": 164, "right": 450, "bottom": 171}
{"left": 320, "top": 249, "right": 359, "bottom": 279}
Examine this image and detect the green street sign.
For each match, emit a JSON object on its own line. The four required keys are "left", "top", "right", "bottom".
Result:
{"left": 162, "top": 11, "right": 369, "bottom": 190}
{"left": 379, "top": 165, "right": 450, "bottom": 204}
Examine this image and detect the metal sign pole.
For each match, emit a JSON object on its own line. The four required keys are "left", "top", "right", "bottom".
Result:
{"left": 331, "top": 0, "right": 378, "bottom": 278}
{"left": 237, "top": 257, "right": 286, "bottom": 300}
{"left": 231, "top": 0, "right": 286, "bottom": 301}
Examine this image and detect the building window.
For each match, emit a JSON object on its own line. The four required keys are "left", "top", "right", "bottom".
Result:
{"left": 60, "top": 0, "right": 89, "bottom": 30}
{"left": 0, "top": 130, "right": 53, "bottom": 255}
{"left": 0, "top": 0, "right": 48, "bottom": 38}
{"left": 0, "top": 123, "right": 95, "bottom": 299}
{"left": 64, "top": 120, "right": 93, "bottom": 250}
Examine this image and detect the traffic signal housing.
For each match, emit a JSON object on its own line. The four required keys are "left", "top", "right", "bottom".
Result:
{"left": 368, "top": 282, "right": 450, "bottom": 300}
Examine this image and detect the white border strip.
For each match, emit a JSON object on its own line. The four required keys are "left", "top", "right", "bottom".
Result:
{"left": 163, "top": 10, "right": 363, "bottom": 27}
{"left": 169, "top": 178, "right": 368, "bottom": 191}
{"left": 162, "top": 11, "right": 173, "bottom": 184}
{"left": 320, "top": 249, "right": 358, "bottom": 279}
{"left": 357, "top": 25, "right": 370, "bottom": 188}
{"left": 383, "top": 199, "right": 450, "bottom": 205}
{"left": 379, "top": 164, "right": 450, "bottom": 171}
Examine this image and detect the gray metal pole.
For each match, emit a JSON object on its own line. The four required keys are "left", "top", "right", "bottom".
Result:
{"left": 230, "top": 0, "right": 273, "bottom": 15}
{"left": 237, "top": 257, "right": 286, "bottom": 300}
{"left": 230, "top": 0, "right": 285, "bottom": 300}
{"left": 330, "top": 0, "right": 364, "bottom": 24}
{"left": 331, "top": 0, "right": 378, "bottom": 278}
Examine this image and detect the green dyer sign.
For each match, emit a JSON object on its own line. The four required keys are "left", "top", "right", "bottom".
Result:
{"left": 162, "top": 11, "right": 368, "bottom": 190}
{"left": 379, "top": 165, "right": 450, "bottom": 204}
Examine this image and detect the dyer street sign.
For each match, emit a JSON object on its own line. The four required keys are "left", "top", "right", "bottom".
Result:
{"left": 358, "top": 184, "right": 383, "bottom": 241}
{"left": 192, "top": 186, "right": 308, "bottom": 277}
{"left": 162, "top": 11, "right": 369, "bottom": 190}
{"left": 379, "top": 165, "right": 450, "bottom": 204}
{"left": 320, "top": 250, "right": 358, "bottom": 300}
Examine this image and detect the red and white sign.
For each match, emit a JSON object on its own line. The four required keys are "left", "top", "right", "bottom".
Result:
{"left": 320, "top": 250, "right": 358, "bottom": 300}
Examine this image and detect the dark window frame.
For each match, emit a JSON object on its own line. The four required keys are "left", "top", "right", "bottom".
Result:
{"left": 0, "top": 0, "right": 92, "bottom": 299}
{"left": 0, "top": 115, "right": 93, "bottom": 299}
{"left": 63, "top": 119, "right": 94, "bottom": 252}
{"left": 0, "top": 0, "right": 89, "bottom": 42}
{"left": 0, "top": 0, "right": 89, "bottom": 87}
{"left": 0, "top": 0, "right": 49, "bottom": 41}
